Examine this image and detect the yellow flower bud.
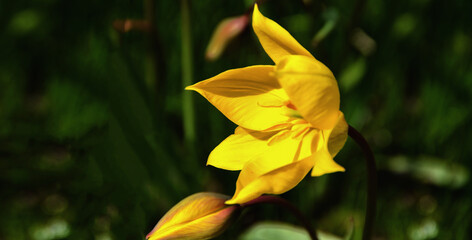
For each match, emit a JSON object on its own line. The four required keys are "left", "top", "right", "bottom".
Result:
{"left": 146, "top": 192, "right": 239, "bottom": 240}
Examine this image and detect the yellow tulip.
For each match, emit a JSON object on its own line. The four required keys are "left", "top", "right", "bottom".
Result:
{"left": 186, "top": 4, "right": 348, "bottom": 205}
{"left": 146, "top": 193, "right": 238, "bottom": 240}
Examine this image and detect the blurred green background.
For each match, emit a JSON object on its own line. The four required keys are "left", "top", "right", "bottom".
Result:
{"left": 1, "top": 0, "right": 471, "bottom": 239}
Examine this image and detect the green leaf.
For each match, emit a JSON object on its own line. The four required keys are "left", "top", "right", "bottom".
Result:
{"left": 239, "top": 222, "right": 344, "bottom": 240}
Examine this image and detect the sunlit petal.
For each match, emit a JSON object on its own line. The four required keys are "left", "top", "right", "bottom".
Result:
{"left": 276, "top": 55, "right": 340, "bottom": 130}
{"left": 225, "top": 129, "right": 317, "bottom": 204}
{"left": 226, "top": 157, "right": 314, "bottom": 204}
{"left": 252, "top": 4, "right": 313, "bottom": 63}
{"left": 207, "top": 127, "right": 276, "bottom": 171}
{"left": 311, "top": 148, "right": 345, "bottom": 177}
{"left": 211, "top": 125, "right": 309, "bottom": 173}
{"left": 186, "top": 65, "right": 291, "bottom": 131}
{"left": 311, "top": 123, "right": 345, "bottom": 177}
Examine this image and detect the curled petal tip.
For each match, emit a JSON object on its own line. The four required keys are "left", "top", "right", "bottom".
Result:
{"left": 184, "top": 85, "right": 196, "bottom": 91}
{"left": 252, "top": 3, "right": 313, "bottom": 63}
{"left": 311, "top": 155, "right": 345, "bottom": 177}
{"left": 224, "top": 199, "right": 238, "bottom": 205}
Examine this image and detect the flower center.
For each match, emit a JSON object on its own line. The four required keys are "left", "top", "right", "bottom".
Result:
{"left": 283, "top": 101, "right": 303, "bottom": 119}
{"left": 286, "top": 101, "right": 297, "bottom": 110}
{"left": 266, "top": 118, "right": 311, "bottom": 145}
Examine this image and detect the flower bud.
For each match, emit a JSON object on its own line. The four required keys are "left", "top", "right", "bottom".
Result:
{"left": 205, "top": 15, "right": 249, "bottom": 61}
{"left": 146, "top": 192, "right": 239, "bottom": 240}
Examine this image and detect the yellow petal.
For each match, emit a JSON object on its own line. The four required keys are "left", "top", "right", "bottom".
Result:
{"left": 299, "top": 128, "right": 319, "bottom": 158}
{"left": 226, "top": 157, "right": 314, "bottom": 204}
{"left": 210, "top": 125, "right": 312, "bottom": 172}
{"left": 311, "top": 147, "right": 345, "bottom": 177}
{"left": 327, "top": 112, "right": 348, "bottom": 157}
{"left": 252, "top": 4, "right": 313, "bottom": 63}
{"left": 267, "top": 129, "right": 291, "bottom": 146}
{"left": 311, "top": 117, "right": 345, "bottom": 177}
{"left": 186, "top": 65, "right": 291, "bottom": 131}
{"left": 276, "top": 55, "right": 340, "bottom": 130}
{"left": 225, "top": 129, "right": 317, "bottom": 204}
{"left": 207, "top": 127, "right": 276, "bottom": 171}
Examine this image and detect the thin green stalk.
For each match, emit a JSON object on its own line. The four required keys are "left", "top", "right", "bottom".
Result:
{"left": 242, "top": 196, "right": 318, "bottom": 240}
{"left": 144, "top": 0, "right": 166, "bottom": 109}
{"left": 181, "top": 0, "right": 196, "bottom": 149}
{"left": 348, "top": 125, "right": 377, "bottom": 240}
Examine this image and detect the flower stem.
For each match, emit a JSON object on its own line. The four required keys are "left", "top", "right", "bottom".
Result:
{"left": 241, "top": 196, "right": 318, "bottom": 240}
{"left": 348, "top": 125, "right": 377, "bottom": 240}
{"left": 181, "top": 0, "right": 196, "bottom": 154}
{"left": 144, "top": 0, "right": 166, "bottom": 111}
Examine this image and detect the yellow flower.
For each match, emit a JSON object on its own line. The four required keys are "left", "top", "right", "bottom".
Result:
{"left": 146, "top": 193, "right": 238, "bottom": 240}
{"left": 186, "top": 4, "right": 348, "bottom": 205}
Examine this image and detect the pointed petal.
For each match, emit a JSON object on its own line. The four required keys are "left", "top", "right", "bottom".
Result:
{"left": 311, "top": 117, "right": 345, "bottom": 177}
{"left": 226, "top": 157, "right": 314, "bottom": 204}
{"left": 327, "top": 112, "right": 348, "bottom": 157}
{"left": 311, "top": 147, "right": 345, "bottom": 177}
{"left": 211, "top": 125, "right": 309, "bottom": 172}
{"left": 276, "top": 55, "right": 340, "bottom": 130}
{"left": 225, "top": 129, "right": 317, "bottom": 204}
{"left": 207, "top": 127, "right": 276, "bottom": 171}
{"left": 186, "top": 65, "right": 291, "bottom": 131}
{"left": 252, "top": 4, "right": 313, "bottom": 63}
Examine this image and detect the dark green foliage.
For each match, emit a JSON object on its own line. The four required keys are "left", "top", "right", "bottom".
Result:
{"left": 0, "top": 0, "right": 471, "bottom": 239}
